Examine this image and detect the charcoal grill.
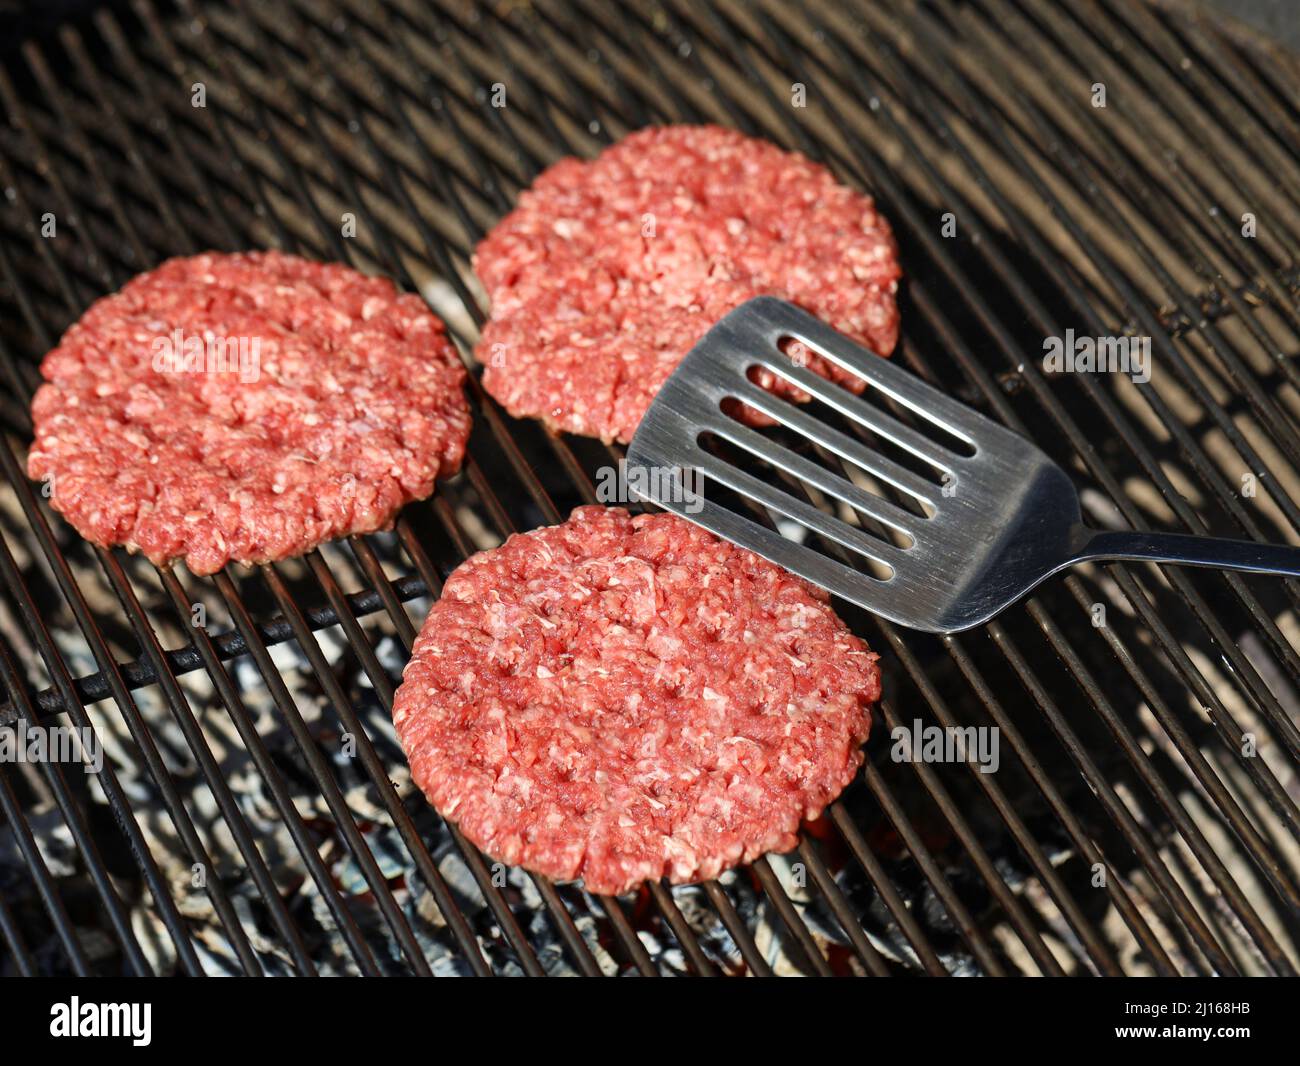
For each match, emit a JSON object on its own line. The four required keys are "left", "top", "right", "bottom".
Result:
{"left": 1, "top": 0, "right": 1298, "bottom": 977}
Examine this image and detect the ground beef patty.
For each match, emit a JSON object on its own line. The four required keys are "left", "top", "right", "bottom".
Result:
{"left": 475, "top": 124, "right": 901, "bottom": 444}
{"left": 28, "top": 251, "right": 470, "bottom": 575}
{"left": 392, "top": 505, "right": 879, "bottom": 895}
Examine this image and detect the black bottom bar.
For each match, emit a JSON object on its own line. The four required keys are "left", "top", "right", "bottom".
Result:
{"left": 2, "top": 976, "right": 1287, "bottom": 1053}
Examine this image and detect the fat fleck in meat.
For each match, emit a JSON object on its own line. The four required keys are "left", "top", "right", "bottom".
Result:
{"left": 474, "top": 124, "right": 901, "bottom": 444}
{"left": 391, "top": 505, "right": 880, "bottom": 896}
{"left": 27, "top": 251, "right": 471, "bottom": 574}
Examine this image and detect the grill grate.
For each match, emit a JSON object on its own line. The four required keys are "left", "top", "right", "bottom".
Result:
{"left": 0, "top": 0, "right": 1298, "bottom": 976}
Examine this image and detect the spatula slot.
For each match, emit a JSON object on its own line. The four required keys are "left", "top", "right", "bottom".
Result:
{"left": 760, "top": 340, "right": 979, "bottom": 459}
{"left": 699, "top": 431, "right": 916, "bottom": 553}
{"left": 724, "top": 377, "right": 947, "bottom": 508}
{"left": 688, "top": 434, "right": 902, "bottom": 579}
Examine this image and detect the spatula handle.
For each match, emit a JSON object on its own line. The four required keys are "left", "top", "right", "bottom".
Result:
{"left": 1077, "top": 529, "right": 1300, "bottom": 578}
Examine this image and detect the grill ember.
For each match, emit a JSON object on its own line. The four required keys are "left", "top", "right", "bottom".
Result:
{"left": 0, "top": 0, "right": 1298, "bottom": 977}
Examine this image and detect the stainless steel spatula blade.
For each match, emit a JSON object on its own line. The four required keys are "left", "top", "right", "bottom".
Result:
{"left": 627, "top": 297, "right": 1300, "bottom": 633}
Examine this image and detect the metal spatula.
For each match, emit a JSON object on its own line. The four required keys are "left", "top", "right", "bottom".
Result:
{"left": 626, "top": 296, "right": 1300, "bottom": 633}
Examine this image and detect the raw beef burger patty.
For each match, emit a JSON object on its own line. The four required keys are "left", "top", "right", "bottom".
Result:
{"left": 475, "top": 124, "right": 901, "bottom": 443}
{"left": 392, "top": 505, "right": 880, "bottom": 895}
{"left": 28, "top": 251, "right": 470, "bottom": 574}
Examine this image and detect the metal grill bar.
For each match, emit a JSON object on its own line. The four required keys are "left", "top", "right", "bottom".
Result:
{"left": 153, "top": 567, "right": 387, "bottom": 975}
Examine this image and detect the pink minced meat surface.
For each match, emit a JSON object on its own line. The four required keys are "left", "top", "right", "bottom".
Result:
{"left": 27, "top": 251, "right": 470, "bottom": 575}
{"left": 392, "top": 505, "right": 880, "bottom": 896}
{"left": 475, "top": 124, "right": 901, "bottom": 444}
